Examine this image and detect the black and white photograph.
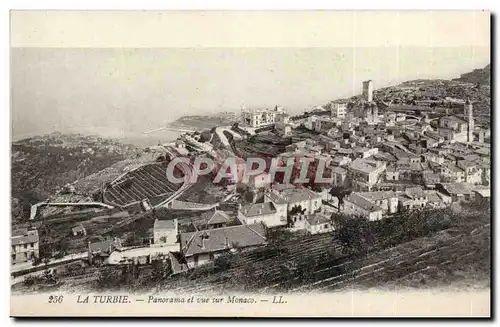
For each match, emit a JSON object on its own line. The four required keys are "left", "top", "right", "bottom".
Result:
{"left": 9, "top": 10, "right": 492, "bottom": 317}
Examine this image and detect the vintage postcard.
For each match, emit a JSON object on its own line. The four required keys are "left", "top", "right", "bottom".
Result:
{"left": 10, "top": 10, "right": 491, "bottom": 317}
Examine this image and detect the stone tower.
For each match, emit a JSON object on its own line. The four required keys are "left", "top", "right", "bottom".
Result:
{"left": 465, "top": 98, "right": 474, "bottom": 143}
{"left": 362, "top": 80, "right": 373, "bottom": 102}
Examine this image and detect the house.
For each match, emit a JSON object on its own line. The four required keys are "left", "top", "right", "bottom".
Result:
{"left": 354, "top": 147, "right": 379, "bottom": 159}
{"left": 265, "top": 186, "right": 323, "bottom": 218}
{"left": 356, "top": 191, "right": 399, "bottom": 214}
{"left": 343, "top": 193, "right": 383, "bottom": 221}
{"left": 305, "top": 213, "right": 334, "bottom": 235}
{"left": 195, "top": 210, "right": 233, "bottom": 230}
{"left": 385, "top": 166, "right": 399, "bottom": 181}
{"left": 457, "top": 160, "right": 482, "bottom": 185}
{"left": 88, "top": 238, "right": 122, "bottom": 265}
{"left": 71, "top": 224, "right": 86, "bottom": 237}
{"left": 347, "top": 158, "right": 387, "bottom": 191}
{"left": 249, "top": 172, "right": 272, "bottom": 189}
{"left": 275, "top": 112, "right": 292, "bottom": 137}
{"left": 153, "top": 219, "right": 178, "bottom": 247}
{"left": 315, "top": 117, "right": 341, "bottom": 133}
{"left": 422, "top": 171, "right": 440, "bottom": 186}
{"left": 331, "top": 102, "right": 347, "bottom": 119}
{"left": 238, "top": 202, "right": 282, "bottom": 227}
{"left": 331, "top": 166, "right": 348, "bottom": 188}
{"left": 422, "top": 152, "right": 445, "bottom": 165}
{"left": 435, "top": 183, "right": 475, "bottom": 202}
{"left": 402, "top": 187, "right": 429, "bottom": 209}
{"left": 473, "top": 187, "right": 490, "bottom": 200}
{"left": 424, "top": 190, "right": 452, "bottom": 208}
{"left": 437, "top": 116, "right": 469, "bottom": 143}
{"left": 11, "top": 229, "right": 39, "bottom": 264}
{"left": 179, "top": 224, "right": 267, "bottom": 268}
{"left": 241, "top": 106, "right": 284, "bottom": 128}
{"left": 330, "top": 156, "right": 351, "bottom": 167}
{"left": 440, "top": 163, "right": 465, "bottom": 183}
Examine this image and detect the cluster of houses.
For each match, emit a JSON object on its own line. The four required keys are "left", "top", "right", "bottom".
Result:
{"left": 12, "top": 79, "right": 491, "bottom": 283}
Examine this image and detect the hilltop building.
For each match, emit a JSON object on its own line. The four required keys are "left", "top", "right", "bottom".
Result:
{"left": 241, "top": 105, "right": 285, "bottom": 128}
{"left": 362, "top": 80, "right": 374, "bottom": 102}
{"left": 437, "top": 98, "right": 475, "bottom": 144}
{"left": 331, "top": 101, "right": 347, "bottom": 119}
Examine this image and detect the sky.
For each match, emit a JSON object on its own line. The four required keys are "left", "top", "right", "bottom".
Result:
{"left": 11, "top": 46, "right": 490, "bottom": 141}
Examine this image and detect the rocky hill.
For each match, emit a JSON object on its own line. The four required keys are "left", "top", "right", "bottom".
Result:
{"left": 11, "top": 132, "right": 142, "bottom": 221}
{"left": 331, "top": 64, "right": 491, "bottom": 118}
{"left": 452, "top": 64, "right": 490, "bottom": 85}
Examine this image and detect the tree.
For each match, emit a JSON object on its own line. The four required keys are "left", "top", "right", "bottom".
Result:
{"left": 332, "top": 214, "right": 375, "bottom": 256}
{"left": 288, "top": 204, "right": 306, "bottom": 227}
{"left": 151, "top": 259, "right": 172, "bottom": 283}
{"left": 329, "top": 186, "right": 350, "bottom": 211}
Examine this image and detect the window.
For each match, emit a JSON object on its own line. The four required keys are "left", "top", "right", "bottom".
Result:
{"left": 24, "top": 244, "right": 27, "bottom": 249}
{"left": 12, "top": 254, "right": 15, "bottom": 261}
{"left": 194, "top": 255, "right": 199, "bottom": 266}
{"left": 324, "top": 224, "right": 329, "bottom": 229}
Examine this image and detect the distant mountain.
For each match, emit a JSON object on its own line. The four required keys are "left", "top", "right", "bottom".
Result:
{"left": 452, "top": 64, "right": 490, "bottom": 85}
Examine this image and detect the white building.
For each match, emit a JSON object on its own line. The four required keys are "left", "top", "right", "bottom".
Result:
{"left": 11, "top": 229, "right": 39, "bottom": 264}
{"left": 152, "top": 219, "right": 178, "bottom": 248}
{"left": 179, "top": 224, "right": 267, "bottom": 268}
{"left": 241, "top": 105, "right": 285, "bottom": 128}
{"left": 305, "top": 214, "right": 334, "bottom": 235}
{"left": 238, "top": 202, "right": 283, "bottom": 227}
{"left": 331, "top": 102, "right": 347, "bottom": 119}
{"left": 343, "top": 193, "right": 383, "bottom": 221}
{"left": 356, "top": 191, "right": 399, "bottom": 214}
{"left": 265, "top": 186, "right": 323, "bottom": 220}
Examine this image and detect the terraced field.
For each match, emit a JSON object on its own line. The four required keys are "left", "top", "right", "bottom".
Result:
{"left": 155, "top": 209, "right": 490, "bottom": 295}
{"left": 103, "top": 161, "right": 182, "bottom": 207}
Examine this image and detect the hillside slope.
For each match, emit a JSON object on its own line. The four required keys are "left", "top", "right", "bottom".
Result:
{"left": 11, "top": 132, "right": 142, "bottom": 221}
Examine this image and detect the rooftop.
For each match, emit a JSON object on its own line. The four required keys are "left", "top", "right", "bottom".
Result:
{"left": 346, "top": 193, "right": 383, "bottom": 212}
{"left": 349, "top": 158, "right": 385, "bottom": 174}
{"left": 154, "top": 219, "right": 176, "bottom": 230}
{"left": 180, "top": 223, "right": 267, "bottom": 256}
{"left": 306, "top": 213, "right": 331, "bottom": 226}
{"left": 11, "top": 229, "right": 39, "bottom": 246}
{"left": 239, "top": 202, "right": 277, "bottom": 217}
{"left": 89, "top": 238, "right": 122, "bottom": 254}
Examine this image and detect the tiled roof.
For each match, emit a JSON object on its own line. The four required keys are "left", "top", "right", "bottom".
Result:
{"left": 240, "top": 202, "right": 277, "bottom": 218}
{"left": 180, "top": 224, "right": 267, "bottom": 256}
{"left": 279, "top": 187, "right": 322, "bottom": 203}
{"left": 439, "top": 183, "right": 474, "bottom": 195}
{"left": 349, "top": 158, "right": 385, "bottom": 174}
{"left": 346, "top": 193, "right": 382, "bottom": 212}
{"left": 358, "top": 191, "right": 398, "bottom": 201}
{"left": 199, "top": 210, "right": 232, "bottom": 225}
{"left": 306, "top": 213, "right": 331, "bottom": 226}
{"left": 89, "top": 239, "right": 122, "bottom": 254}
{"left": 154, "top": 219, "right": 176, "bottom": 230}
{"left": 11, "top": 229, "right": 39, "bottom": 246}
{"left": 441, "top": 116, "right": 468, "bottom": 125}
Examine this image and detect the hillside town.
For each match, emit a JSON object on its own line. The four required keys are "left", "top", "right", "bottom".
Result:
{"left": 11, "top": 77, "right": 491, "bottom": 293}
